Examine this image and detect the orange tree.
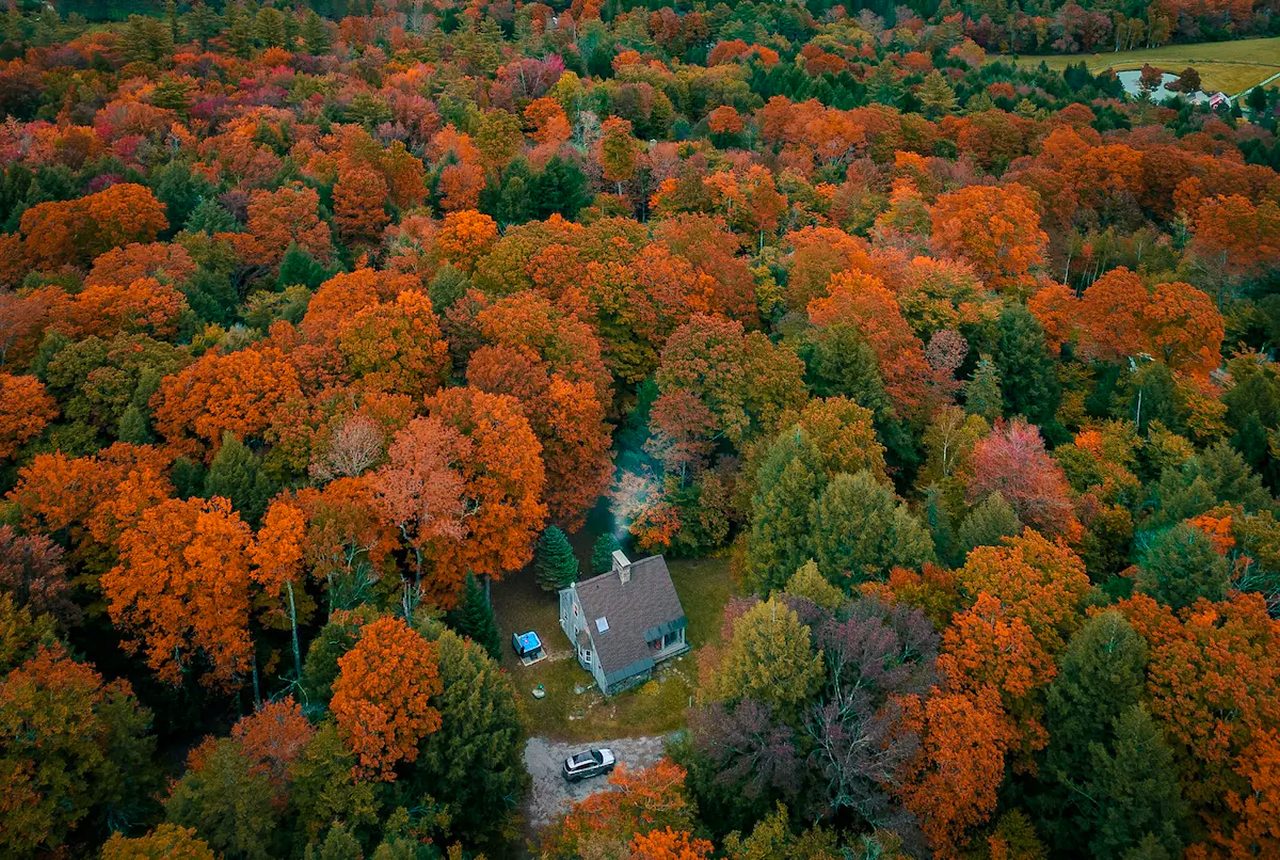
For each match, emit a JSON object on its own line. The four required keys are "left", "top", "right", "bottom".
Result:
{"left": 329, "top": 614, "right": 442, "bottom": 781}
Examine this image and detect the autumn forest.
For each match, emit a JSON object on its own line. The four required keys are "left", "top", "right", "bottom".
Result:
{"left": 1, "top": 0, "right": 1279, "bottom": 858}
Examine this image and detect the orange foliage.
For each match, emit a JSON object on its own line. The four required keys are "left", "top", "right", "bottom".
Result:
{"left": 929, "top": 183, "right": 1046, "bottom": 289}
{"left": 435, "top": 210, "right": 498, "bottom": 273}
{"left": 102, "top": 497, "right": 256, "bottom": 688}
{"left": 300, "top": 269, "right": 424, "bottom": 342}
{"left": 0, "top": 373, "right": 56, "bottom": 461}
{"left": 630, "top": 828, "right": 715, "bottom": 860}
{"left": 5, "top": 443, "right": 172, "bottom": 559}
{"left": 237, "top": 184, "right": 333, "bottom": 268}
{"left": 20, "top": 183, "right": 167, "bottom": 269}
{"left": 85, "top": 242, "right": 195, "bottom": 288}
{"left": 335, "top": 291, "right": 450, "bottom": 397}
{"left": 956, "top": 529, "right": 1091, "bottom": 655}
{"left": 549, "top": 760, "right": 695, "bottom": 858}
{"left": 425, "top": 387, "right": 547, "bottom": 589}
{"left": 890, "top": 689, "right": 1006, "bottom": 858}
{"left": 229, "top": 697, "right": 315, "bottom": 788}
{"left": 808, "top": 269, "right": 934, "bottom": 418}
{"left": 151, "top": 347, "right": 304, "bottom": 458}
{"left": 1120, "top": 592, "right": 1280, "bottom": 814}
{"left": 334, "top": 164, "right": 390, "bottom": 244}
{"left": 330, "top": 614, "right": 442, "bottom": 781}
{"left": 55, "top": 278, "right": 188, "bottom": 341}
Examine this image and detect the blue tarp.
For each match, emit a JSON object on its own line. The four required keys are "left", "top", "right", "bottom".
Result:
{"left": 513, "top": 631, "right": 543, "bottom": 656}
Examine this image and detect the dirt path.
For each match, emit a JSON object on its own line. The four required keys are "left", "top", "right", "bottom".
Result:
{"left": 522, "top": 734, "right": 671, "bottom": 830}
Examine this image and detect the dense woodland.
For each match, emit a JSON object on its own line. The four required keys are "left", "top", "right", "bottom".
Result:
{"left": 1, "top": 0, "right": 1280, "bottom": 858}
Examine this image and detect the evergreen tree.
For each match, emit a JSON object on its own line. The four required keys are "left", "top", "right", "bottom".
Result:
{"left": 116, "top": 403, "right": 152, "bottom": 445}
{"left": 446, "top": 573, "right": 501, "bottom": 660}
{"left": 300, "top": 10, "right": 331, "bottom": 54}
{"left": 535, "top": 526, "right": 579, "bottom": 592}
{"left": 278, "top": 243, "right": 333, "bottom": 290}
{"left": 956, "top": 492, "right": 1021, "bottom": 557}
{"left": 712, "top": 597, "right": 823, "bottom": 725}
{"left": 1037, "top": 611, "right": 1152, "bottom": 853}
{"left": 918, "top": 70, "right": 957, "bottom": 118}
{"left": 964, "top": 353, "right": 1004, "bottom": 422}
{"left": 810, "top": 471, "right": 934, "bottom": 587}
{"left": 184, "top": 197, "right": 238, "bottom": 235}
{"left": 995, "top": 305, "right": 1060, "bottom": 429}
{"left": 305, "top": 825, "right": 362, "bottom": 860}
{"left": 1083, "top": 705, "right": 1187, "bottom": 859}
{"left": 590, "top": 532, "right": 622, "bottom": 575}
{"left": 745, "top": 431, "right": 826, "bottom": 593}
{"left": 1135, "top": 523, "right": 1229, "bottom": 610}
{"left": 203, "top": 433, "right": 275, "bottom": 526}
{"left": 801, "top": 325, "right": 892, "bottom": 417}
{"left": 409, "top": 627, "right": 529, "bottom": 847}
{"left": 531, "top": 156, "right": 589, "bottom": 220}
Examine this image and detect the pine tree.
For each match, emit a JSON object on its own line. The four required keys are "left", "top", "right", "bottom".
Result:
{"left": 1135, "top": 523, "right": 1228, "bottom": 610}
{"left": 1036, "top": 611, "right": 1152, "bottom": 853}
{"left": 810, "top": 471, "right": 935, "bottom": 587}
{"left": 300, "top": 10, "right": 330, "bottom": 55}
{"left": 408, "top": 628, "right": 528, "bottom": 846}
{"left": 995, "top": 305, "right": 1060, "bottom": 428}
{"left": 446, "top": 573, "right": 501, "bottom": 660}
{"left": 277, "top": 243, "right": 332, "bottom": 290}
{"left": 117, "top": 403, "right": 152, "bottom": 445}
{"left": 535, "top": 526, "right": 579, "bottom": 592}
{"left": 965, "top": 354, "right": 1003, "bottom": 422}
{"left": 590, "top": 532, "right": 622, "bottom": 575}
{"left": 1083, "top": 705, "right": 1187, "bottom": 858}
{"left": 203, "top": 433, "right": 274, "bottom": 526}
{"left": 745, "top": 430, "right": 826, "bottom": 593}
{"left": 918, "top": 70, "right": 957, "bottom": 118}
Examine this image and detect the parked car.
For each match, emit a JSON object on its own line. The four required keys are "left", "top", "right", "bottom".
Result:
{"left": 562, "top": 748, "right": 616, "bottom": 782}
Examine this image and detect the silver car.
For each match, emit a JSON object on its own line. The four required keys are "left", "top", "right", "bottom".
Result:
{"left": 562, "top": 748, "right": 616, "bottom": 782}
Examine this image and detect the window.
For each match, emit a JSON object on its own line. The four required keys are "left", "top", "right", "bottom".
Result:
{"left": 595, "top": 617, "right": 609, "bottom": 633}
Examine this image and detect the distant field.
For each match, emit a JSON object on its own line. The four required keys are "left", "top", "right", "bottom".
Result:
{"left": 999, "top": 35, "right": 1280, "bottom": 95}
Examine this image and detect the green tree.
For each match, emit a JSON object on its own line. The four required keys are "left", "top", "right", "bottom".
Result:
{"left": 300, "top": 10, "right": 331, "bottom": 54}
{"left": 1037, "top": 611, "right": 1149, "bottom": 852}
{"left": 801, "top": 324, "right": 892, "bottom": 417}
{"left": 712, "top": 597, "right": 823, "bottom": 724}
{"left": 964, "top": 353, "right": 1004, "bottom": 422}
{"left": 783, "top": 560, "right": 844, "bottom": 614}
{"left": 745, "top": 430, "right": 825, "bottom": 594}
{"left": 304, "top": 825, "right": 362, "bottom": 860}
{"left": 956, "top": 492, "right": 1021, "bottom": 557}
{"left": 995, "top": 305, "right": 1060, "bottom": 428}
{"left": 288, "top": 723, "right": 380, "bottom": 850}
{"left": 590, "top": 532, "right": 622, "bottom": 575}
{"left": 1135, "top": 523, "right": 1229, "bottom": 610}
{"left": 445, "top": 573, "right": 501, "bottom": 660}
{"left": 203, "top": 433, "right": 275, "bottom": 527}
{"left": 409, "top": 627, "right": 528, "bottom": 846}
{"left": 811, "top": 471, "right": 934, "bottom": 587}
{"left": 918, "top": 70, "right": 957, "bottom": 118}
{"left": 150, "top": 161, "right": 216, "bottom": 234}
{"left": 0, "top": 644, "right": 157, "bottom": 857}
{"left": 277, "top": 243, "right": 333, "bottom": 290}
{"left": 535, "top": 526, "right": 579, "bottom": 592}
{"left": 184, "top": 198, "right": 238, "bottom": 235}
{"left": 165, "top": 739, "right": 281, "bottom": 860}
{"left": 1082, "top": 705, "right": 1187, "bottom": 859}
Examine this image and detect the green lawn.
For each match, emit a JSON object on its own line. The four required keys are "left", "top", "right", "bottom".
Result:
{"left": 997, "top": 35, "right": 1280, "bottom": 95}
{"left": 490, "top": 553, "right": 735, "bottom": 742}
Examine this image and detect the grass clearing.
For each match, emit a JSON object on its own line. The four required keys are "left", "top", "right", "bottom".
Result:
{"left": 997, "top": 35, "right": 1280, "bottom": 95}
{"left": 491, "top": 553, "right": 736, "bottom": 743}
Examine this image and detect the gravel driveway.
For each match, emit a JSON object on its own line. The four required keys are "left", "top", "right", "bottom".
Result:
{"left": 523, "top": 734, "right": 671, "bottom": 829}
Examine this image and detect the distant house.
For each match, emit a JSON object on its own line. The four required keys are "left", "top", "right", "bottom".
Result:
{"left": 558, "top": 550, "right": 689, "bottom": 695}
{"left": 1208, "top": 91, "right": 1232, "bottom": 109}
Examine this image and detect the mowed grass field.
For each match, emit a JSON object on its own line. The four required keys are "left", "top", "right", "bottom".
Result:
{"left": 1000, "top": 35, "right": 1280, "bottom": 95}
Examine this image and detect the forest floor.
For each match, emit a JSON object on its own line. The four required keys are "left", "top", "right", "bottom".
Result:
{"left": 999, "top": 35, "right": 1280, "bottom": 95}
{"left": 491, "top": 555, "right": 735, "bottom": 743}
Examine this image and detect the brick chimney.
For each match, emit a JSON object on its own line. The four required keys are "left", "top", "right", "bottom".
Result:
{"left": 611, "top": 549, "right": 631, "bottom": 584}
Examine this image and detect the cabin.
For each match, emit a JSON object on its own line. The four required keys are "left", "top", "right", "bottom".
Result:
{"left": 558, "top": 549, "right": 689, "bottom": 695}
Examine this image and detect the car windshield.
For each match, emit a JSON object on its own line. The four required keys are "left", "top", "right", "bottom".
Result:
{"left": 570, "top": 751, "right": 601, "bottom": 767}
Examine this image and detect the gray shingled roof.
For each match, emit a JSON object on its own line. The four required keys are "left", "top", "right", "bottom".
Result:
{"left": 576, "top": 555, "right": 686, "bottom": 686}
